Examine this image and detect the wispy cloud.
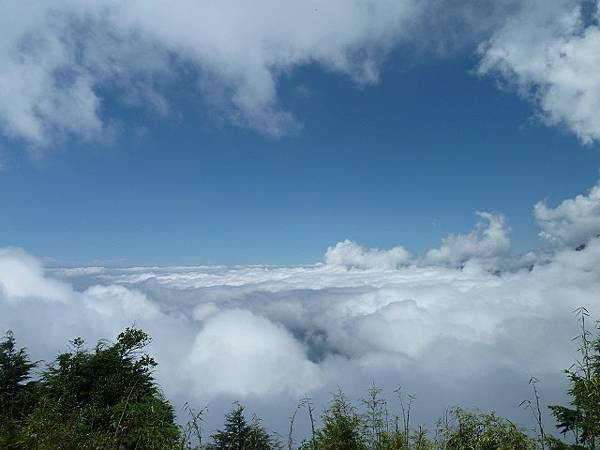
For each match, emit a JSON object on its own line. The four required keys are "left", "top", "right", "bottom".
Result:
{"left": 0, "top": 0, "right": 423, "bottom": 148}
{"left": 478, "top": 0, "right": 600, "bottom": 143}
{"left": 3, "top": 1, "right": 599, "bottom": 152}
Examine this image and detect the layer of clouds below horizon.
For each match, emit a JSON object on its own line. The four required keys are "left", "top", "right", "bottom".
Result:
{"left": 1, "top": 0, "right": 600, "bottom": 151}
{"left": 2, "top": 182, "right": 600, "bottom": 433}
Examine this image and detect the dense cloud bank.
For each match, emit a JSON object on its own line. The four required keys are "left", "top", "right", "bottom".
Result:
{"left": 2, "top": 182, "right": 600, "bottom": 431}
{"left": 1, "top": 0, "right": 600, "bottom": 148}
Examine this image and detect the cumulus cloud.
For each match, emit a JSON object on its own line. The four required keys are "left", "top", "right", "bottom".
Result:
{"left": 325, "top": 240, "right": 412, "bottom": 270}
{"left": 0, "top": 249, "right": 325, "bottom": 408}
{"left": 0, "top": 247, "right": 74, "bottom": 302}
{"left": 478, "top": 0, "right": 600, "bottom": 143}
{"left": 0, "top": 0, "right": 423, "bottom": 147}
{"left": 37, "top": 233, "right": 599, "bottom": 428}
{"left": 187, "top": 308, "right": 322, "bottom": 398}
{"left": 4, "top": 183, "right": 600, "bottom": 431}
{"left": 535, "top": 182, "right": 600, "bottom": 247}
{"left": 2, "top": 0, "right": 599, "bottom": 152}
{"left": 2, "top": 0, "right": 598, "bottom": 150}
{"left": 423, "top": 212, "right": 512, "bottom": 268}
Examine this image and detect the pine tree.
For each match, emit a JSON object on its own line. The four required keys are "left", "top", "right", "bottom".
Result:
{"left": 211, "top": 403, "right": 276, "bottom": 450}
{"left": 0, "top": 330, "right": 38, "bottom": 449}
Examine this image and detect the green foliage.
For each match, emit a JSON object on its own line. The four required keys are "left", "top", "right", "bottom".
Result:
{"left": 374, "top": 428, "right": 434, "bottom": 450}
{"left": 362, "top": 383, "right": 387, "bottom": 450}
{"left": 548, "top": 308, "right": 600, "bottom": 449}
{"left": 545, "top": 435, "right": 586, "bottom": 450}
{"left": 0, "top": 331, "right": 37, "bottom": 399}
{"left": 297, "top": 387, "right": 434, "bottom": 450}
{"left": 436, "top": 407, "right": 538, "bottom": 450}
{"left": 2, "top": 309, "right": 600, "bottom": 450}
{"left": 210, "top": 402, "right": 279, "bottom": 450}
{"left": 313, "top": 390, "right": 368, "bottom": 450}
{"left": 0, "top": 330, "right": 38, "bottom": 449}
{"left": 180, "top": 402, "right": 207, "bottom": 449}
{"left": 411, "top": 426, "right": 434, "bottom": 450}
{"left": 18, "top": 328, "right": 180, "bottom": 449}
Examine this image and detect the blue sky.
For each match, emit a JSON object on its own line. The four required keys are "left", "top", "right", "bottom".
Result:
{"left": 1, "top": 0, "right": 600, "bottom": 266}
{"left": 3, "top": 0, "right": 600, "bottom": 434}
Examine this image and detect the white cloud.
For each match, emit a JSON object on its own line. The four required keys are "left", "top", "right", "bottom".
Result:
{"left": 423, "top": 212, "right": 512, "bottom": 268}
{"left": 4, "top": 183, "right": 600, "bottom": 431}
{"left": 325, "top": 239, "right": 412, "bottom": 270}
{"left": 0, "top": 247, "right": 73, "bottom": 302}
{"left": 2, "top": 0, "right": 599, "bottom": 150}
{"left": 0, "top": 0, "right": 423, "bottom": 147}
{"left": 187, "top": 308, "right": 322, "bottom": 398}
{"left": 478, "top": 0, "right": 600, "bottom": 143}
{"left": 83, "top": 285, "right": 161, "bottom": 320}
{"left": 535, "top": 182, "right": 600, "bottom": 247}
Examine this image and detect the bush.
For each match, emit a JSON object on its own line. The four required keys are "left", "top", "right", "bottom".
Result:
{"left": 2, "top": 310, "right": 600, "bottom": 450}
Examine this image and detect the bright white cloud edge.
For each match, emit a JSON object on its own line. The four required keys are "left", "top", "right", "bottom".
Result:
{"left": 0, "top": 0, "right": 421, "bottom": 147}
{"left": 2, "top": 0, "right": 600, "bottom": 148}
{"left": 2, "top": 181, "right": 600, "bottom": 431}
